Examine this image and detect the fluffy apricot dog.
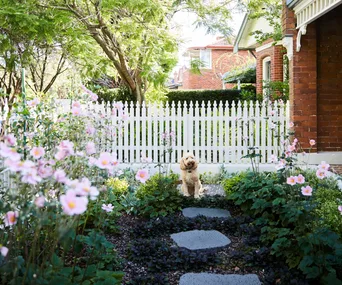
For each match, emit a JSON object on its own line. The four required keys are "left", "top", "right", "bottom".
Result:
{"left": 180, "top": 153, "right": 203, "bottom": 198}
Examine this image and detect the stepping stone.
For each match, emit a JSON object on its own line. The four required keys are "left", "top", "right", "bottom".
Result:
{"left": 179, "top": 273, "right": 261, "bottom": 285}
{"left": 182, "top": 207, "right": 231, "bottom": 218}
{"left": 171, "top": 230, "right": 231, "bottom": 250}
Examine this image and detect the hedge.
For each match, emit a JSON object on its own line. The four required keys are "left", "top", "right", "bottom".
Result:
{"left": 165, "top": 89, "right": 242, "bottom": 107}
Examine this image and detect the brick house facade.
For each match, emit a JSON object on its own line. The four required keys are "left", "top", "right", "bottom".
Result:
{"left": 173, "top": 38, "right": 254, "bottom": 90}
{"left": 234, "top": 0, "right": 342, "bottom": 166}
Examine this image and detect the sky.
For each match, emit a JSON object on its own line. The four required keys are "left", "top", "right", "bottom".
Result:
{"left": 172, "top": 10, "right": 245, "bottom": 69}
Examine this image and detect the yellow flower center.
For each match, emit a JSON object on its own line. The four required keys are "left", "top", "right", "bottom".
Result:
{"left": 9, "top": 215, "right": 16, "bottom": 223}
{"left": 102, "top": 160, "right": 109, "bottom": 165}
{"left": 34, "top": 149, "right": 40, "bottom": 156}
{"left": 68, "top": 201, "right": 76, "bottom": 209}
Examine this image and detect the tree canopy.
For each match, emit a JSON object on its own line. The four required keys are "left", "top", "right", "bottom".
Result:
{"left": 1, "top": 0, "right": 242, "bottom": 103}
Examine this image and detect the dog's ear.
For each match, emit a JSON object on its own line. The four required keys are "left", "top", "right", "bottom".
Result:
{"left": 192, "top": 159, "right": 198, "bottom": 170}
{"left": 180, "top": 157, "right": 187, "bottom": 170}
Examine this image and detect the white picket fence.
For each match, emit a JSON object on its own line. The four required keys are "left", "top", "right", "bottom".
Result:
{"left": 1, "top": 100, "right": 289, "bottom": 169}
{"left": 68, "top": 100, "right": 289, "bottom": 165}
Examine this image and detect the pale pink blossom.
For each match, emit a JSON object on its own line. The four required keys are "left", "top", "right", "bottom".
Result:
{"left": 141, "top": 155, "right": 153, "bottom": 163}
{"left": 293, "top": 138, "right": 298, "bottom": 144}
{"left": 111, "top": 160, "right": 119, "bottom": 167}
{"left": 72, "top": 107, "right": 82, "bottom": 116}
{"left": 75, "top": 178, "right": 99, "bottom": 200}
{"left": 275, "top": 159, "right": 286, "bottom": 170}
{"left": 4, "top": 159, "right": 24, "bottom": 172}
{"left": 309, "top": 139, "right": 316, "bottom": 146}
{"left": 21, "top": 169, "right": 42, "bottom": 185}
{"left": 80, "top": 84, "right": 98, "bottom": 101}
{"left": 316, "top": 169, "right": 327, "bottom": 179}
{"left": 270, "top": 110, "right": 275, "bottom": 116}
{"left": 30, "top": 147, "right": 45, "bottom": 159}
{"left": 269, "top": 154, "right": 278, "bottom": 163}
{"left": 301, "top": 186, "right": 313, "bottom": 196}
{"left": 102, "top": 204, "right": 114, "bottom": 212}
{"left": 113, "top": 102, "right": 124, "bottom": 110}
{"left": 60, "top": 190, "right": 88, "bottom": 216}
{"left": 66, "top": 179, "right": 79, "bottom": 189}
{"left": 38, "top": 166, "right": 53, "bottom": 179}
{"left": 96, "top": 152, "right": 115, "bottom": 170}
{"left": 86, "top": 142, "right": 96, "bottom": 155}
{"left": 285, "top": 151, "right": 292, "bottom": 158}
{"left": 296, "top": 174, "right": 305, "bottom": 184}
{"left": 136, "top": 169, "right": 149, "bottom": 183}
{"left": 318, "top": 161, "right": 330, "bottom": 171}
{"left": 288, "top": 121, "right": 294, "bottom": 128}
{"left": 55, "top": 150, "right": 67, "bottom": 161}
{"left": 18, "top": 160, "right": 35, "bottom": 174}
{"left": 121, "top": 112, "right": 128, "bottom": 120}
{"left": 48, "top": 190, "right": 57, "bottom": 198}
{"left": 338, "top": 206, "right": 342, "bottom": 215}
{"left": 0, "top": 143, "right": 21, "bottom": 161}
{"left": 55, "top": 140, "right": 74, "bottom": 160}
{"left": 3, "top": 211, "right": 19, "bottom": 226}
{"left": 4, "top": 134, "right": 16, "bottom": 146}
{"left": 54, "top": 169, "right": 67, "bottom": 183}
{"left": 34, "top": 196, "right": 45, "bottom": 208}
{"left": 27, "top": 98, "right": 40, "bottom": 107}
{"left": 88, "top": 157, "right": 97, "bottom": 166}
{"left": 72, "top": 101, "right": 81, "bottom": 108}
{"left": 0, "top": 245, "right": 8, "bottom": 257}
{"left": 86, "top": 125, "right": 96, "bottom": 135}
{"left": 287, "top": 145, "right": 296, "bottom": 152}
{"left": 287, "top": 176, "right": 297, "bottom": 186}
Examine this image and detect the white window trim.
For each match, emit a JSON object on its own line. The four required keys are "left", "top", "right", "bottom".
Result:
{"left": 262, "top": 56, "right": 271, "bottom": 95}
{"left": 200, "top": 49, "right": 212, "bottom": 69}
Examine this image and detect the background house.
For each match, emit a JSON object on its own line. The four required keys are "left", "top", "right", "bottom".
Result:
{"left": 173, "top": 37, "right": 255, "bottom": 90}
{"left": 234, "top": 0, "right": 342, "bottom": 170}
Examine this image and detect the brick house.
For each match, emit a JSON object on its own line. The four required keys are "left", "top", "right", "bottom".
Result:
{"left": 234, "top": 0, "right": 342, "bottom": 168}
{"left": 173, "top": 38, "right": 254, "bottom": 90}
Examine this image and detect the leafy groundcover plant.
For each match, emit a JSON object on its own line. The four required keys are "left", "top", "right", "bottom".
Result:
{"left": 228, "top": 128, "right": 342, "bottom": 283}
{"left": 0, "top": 90, "right": 128, "bottom": 284}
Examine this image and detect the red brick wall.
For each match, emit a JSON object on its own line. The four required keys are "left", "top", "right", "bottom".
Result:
{"left": 282, "top": 1, "right": 318, "bottom": 150}
{"left": 256, "top": 45, "right": 285, "bottom": 95}
{"left": 180, "top": 49, "right": 253, "bottom": 90}
{"left": 316, "top": 5, "right": 342, "bottom": 151}
{"left": 283, "top": 1, "right": 342, "bottom": 151}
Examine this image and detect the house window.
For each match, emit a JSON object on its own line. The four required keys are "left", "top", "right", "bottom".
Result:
{"left": 200, "top": 49, "right": 212, "bottom": 69}
{"left": 262, "top": 56, "right": 271, "bottom": 95}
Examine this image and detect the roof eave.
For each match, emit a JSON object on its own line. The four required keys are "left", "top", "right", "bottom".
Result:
{"left": 233, "top": 12, "right": 250, "bottom": 53}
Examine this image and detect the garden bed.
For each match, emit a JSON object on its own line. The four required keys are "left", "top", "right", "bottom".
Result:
{"left": 107, "top": 196, "right": 309, "bottom": 285}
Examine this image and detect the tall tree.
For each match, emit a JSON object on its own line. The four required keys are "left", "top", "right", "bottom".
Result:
{"left": 39, "top": 0, "right": 237, "bottom": 103}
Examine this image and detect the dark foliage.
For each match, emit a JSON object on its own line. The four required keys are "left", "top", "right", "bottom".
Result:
{"left": 127, "top": 273, "right": 169, "bottom": 285}
{"left": 165, "top": 89, "right": 242, "bottom": 107}
{"left": 127, "top": 239, "right": 220, "bottom": 272}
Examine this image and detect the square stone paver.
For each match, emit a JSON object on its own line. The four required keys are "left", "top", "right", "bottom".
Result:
{"left": 171, "top": 230, "right": 231, "bottom": 250}
{"left": 180, "top": 273, "right": 261, "bottom": 285}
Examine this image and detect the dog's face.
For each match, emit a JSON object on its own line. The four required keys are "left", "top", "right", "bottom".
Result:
{"left": 180, "top": 153, "right": 198, "bottom": 170}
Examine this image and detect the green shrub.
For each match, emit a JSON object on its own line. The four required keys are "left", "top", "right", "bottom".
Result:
{"left": 106, "top": 177, "right": 129, "bottom": 196}
{"left": 222, "top": 172, "right": 247, "bottom": 197}
{"left": 313, "top": 187, "right": 342, "bottom": 234}
{"left": 135, "top": 173, "right": 183, "bottom": 217}
{"left": 165, "top": 89, "right": 242, "bottom": 107}
{"left": 229, "top": 170, "right": 342, "bottom": 283}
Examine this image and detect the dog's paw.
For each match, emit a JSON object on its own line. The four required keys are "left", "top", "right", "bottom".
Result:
{"left": 183, "top": 192, "right": 191, "bottom": 197}
{"left": 194, "top": 194, "right": 200, "bottom": 199}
